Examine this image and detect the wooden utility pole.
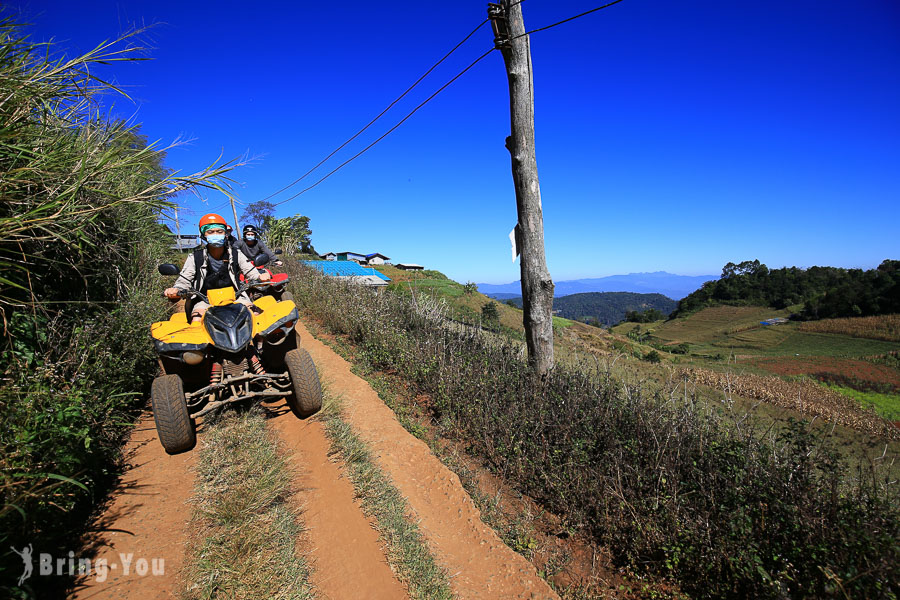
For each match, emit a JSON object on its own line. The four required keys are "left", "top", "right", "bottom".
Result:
{"left": 489, "top": 0, "right": 555, "bottom": 375}
{"left": 174, "top": 204, "right": 182, "bottom": 252}
{"left": 230, "top": 198, "right": 241, "bottom": 236}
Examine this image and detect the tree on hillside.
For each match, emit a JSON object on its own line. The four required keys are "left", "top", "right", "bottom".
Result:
{"left": 482, "top": 301, "right": 500, "bottom": 329}
{"left": 241, "top": 200, "right": 275, "bottom": 231}
{"left": 674, "top": 259, "right": 900, "bottom": 319}
{"left": 263, "top": 214, "right": 313, "bottom": 256}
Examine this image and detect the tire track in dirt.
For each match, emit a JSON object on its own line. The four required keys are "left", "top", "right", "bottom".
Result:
{"left": 267, "top": 406, "right": 408, "bottom": 599}
{"left": 293, "top": 319, "right": 560, "bottom": 600}
{"left": 70, "top": 415, "right": 194, "bottom": 600}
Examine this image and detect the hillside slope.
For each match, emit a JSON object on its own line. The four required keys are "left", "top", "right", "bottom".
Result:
{"left": 492, "top": 291, "right": 676, "bottom": 326}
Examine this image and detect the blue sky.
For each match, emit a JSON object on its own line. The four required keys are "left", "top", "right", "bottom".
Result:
{"left": 11, "top": 1, "right": 900, "bottom": 284}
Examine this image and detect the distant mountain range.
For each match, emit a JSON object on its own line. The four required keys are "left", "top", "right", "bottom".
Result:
{"left": 478, "top": 271, "right": 718, "bottom": 300}
{"left": 498, "top": 292, "right": 678, "bottom": 325}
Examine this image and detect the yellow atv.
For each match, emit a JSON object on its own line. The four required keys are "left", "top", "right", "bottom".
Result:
{"left": 150, "top": 260, "right": 321, "bottom": 454}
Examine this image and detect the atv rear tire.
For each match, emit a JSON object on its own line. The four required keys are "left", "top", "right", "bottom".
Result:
{"left": 284, "top": 348, "right": 322, "bottom": 418}
{"left": 150, "top": 375, "right": 196, "bottom": 454}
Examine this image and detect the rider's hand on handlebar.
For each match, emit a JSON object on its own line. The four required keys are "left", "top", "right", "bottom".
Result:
{"left": 274, "top": 260, "right": 284, "bottom": 267}
{"left": 258, "top": 271, "right": 271, "bottom": 282}
{"left": 164, "top": 287, "right": 183, "bottom": 299}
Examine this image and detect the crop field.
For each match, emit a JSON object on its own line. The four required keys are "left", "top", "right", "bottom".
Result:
{"left": 605, "top": 306, "right": 900, "bottom": 426}
{"left": 746, "top": 355, "right": 900, "bottom": 388}
{"left": 718, "top": 328, "right": 899, "bottom": 357}
{"left": 823, "top": 385, "right": 900, "bottom": 421}
{"left": 799, "top": 313, "right": 900, "bottom": 342}
{"left": 654, "top": 305, "right": 792, "bottom": 343}
{"left": 648, "top": 306, "right": 899, "bottom": 359}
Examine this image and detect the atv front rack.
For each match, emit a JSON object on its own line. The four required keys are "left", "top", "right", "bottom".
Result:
{"left": 186, "top": 370, "right": 292, "bottom": 418}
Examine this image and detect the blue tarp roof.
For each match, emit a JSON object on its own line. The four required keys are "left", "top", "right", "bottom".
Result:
{"left": 302, "top": 261, "right": 391, "bottom": 281}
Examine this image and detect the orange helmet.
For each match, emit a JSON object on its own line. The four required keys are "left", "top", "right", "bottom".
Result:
{"left": 198, "top": 213, "right": 228, "bottom": 234}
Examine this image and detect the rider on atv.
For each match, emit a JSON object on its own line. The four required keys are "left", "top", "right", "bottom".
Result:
{"left": 235, "top": 224, "right": 283, "bottom": 267}
{"left": 164, "top": 214, "right": 270, "bottom": 323}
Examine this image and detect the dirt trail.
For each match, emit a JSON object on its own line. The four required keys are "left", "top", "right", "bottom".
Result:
{"left": 70, "top": 318, "right": 558, "bottom": 600}
{"left": 294, "top": 319, "right": 559, "bottom": 600}
{"left": 71, "top": 415, "right": 194, "bottom": 599}
{"left": 267, "top": 407, "right": 408, "bottom": 599}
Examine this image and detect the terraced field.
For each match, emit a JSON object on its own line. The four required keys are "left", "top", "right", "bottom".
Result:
{"left": 619, "top": 305, "right": 900, "bottom": 420}
{"left": 650, "top": 306, "right": 899, "bottom": 359}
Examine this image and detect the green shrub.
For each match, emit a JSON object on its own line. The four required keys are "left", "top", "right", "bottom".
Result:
{"left": 482, "top": 301, "right": 500, "bottom": 329}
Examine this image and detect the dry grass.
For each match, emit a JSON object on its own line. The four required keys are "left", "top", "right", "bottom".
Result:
{"left": 288, "top": 264, "right": 900, "bottom": 598}
{"left": 798, "top": 313, "right": 900, "bottom": 342}
{"left": 181, "top": 410, "right": 313, "bottom": 600}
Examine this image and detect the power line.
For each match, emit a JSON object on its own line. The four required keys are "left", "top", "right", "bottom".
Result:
{"left": 258, "top": 18, "right": 491, "bottom": 204}
{"left": 269, "top": 0, "right": 624, "bottom": 209}
{"left": 516, "top": 0, "right": 625, "bottom": 38}
{"left": 274, "top": 47, "right": 496, "bottom": 207}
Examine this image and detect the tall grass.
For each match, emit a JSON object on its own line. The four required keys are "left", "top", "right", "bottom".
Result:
{"left": 0, "top": 18, "right": 243, "bottom": 309}
{"left": 288, "top": 263, "right": 900, "bottom": 600}
{"left": 0, "top": 19, "right": 244, "bottom": 597}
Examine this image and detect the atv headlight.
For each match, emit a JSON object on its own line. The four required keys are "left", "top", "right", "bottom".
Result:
{"left": 205, "top": 304, "right": 254, "bottom": 353}
{"left": 182, "top": 350, "right": 206, "bottom": 365}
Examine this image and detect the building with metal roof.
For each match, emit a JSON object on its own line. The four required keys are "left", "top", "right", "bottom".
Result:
{"left": 302, "top": 260, "right": 391, "bottom": 287}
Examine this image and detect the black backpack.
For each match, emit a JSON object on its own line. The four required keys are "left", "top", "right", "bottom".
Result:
{"left": 191, "top": 246, "right": 241, "bottom": 290}
{"left": 185, "top": 246, "right": 242, "bottom": 318}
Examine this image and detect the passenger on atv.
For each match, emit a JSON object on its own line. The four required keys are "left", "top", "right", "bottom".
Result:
{"left": 163, "top": 213, "right": 270, "bottom": 323}
{"left": 234, "top": 224, "right": 282, "bottom": 267}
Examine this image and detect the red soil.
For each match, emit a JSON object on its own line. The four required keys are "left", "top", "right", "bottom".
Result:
{"left": 70, "top": 415, "right": 195, "bottom": 600}
{"left": 749, "top": 355, "right": 900, "bottom": 388}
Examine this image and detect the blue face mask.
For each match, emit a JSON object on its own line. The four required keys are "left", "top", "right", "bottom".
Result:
{"left": 206, "top": 234, "right": 226, "bottom": 247}
{"left": 246, "top": 234, "right": 256, "bottom": 242}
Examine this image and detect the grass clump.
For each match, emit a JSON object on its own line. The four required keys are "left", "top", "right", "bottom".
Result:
{"left": 318, "top": 393, "right": 452, "bottom": 600}
{"left": 181, "top": 410, "right": 313, "bottom": 600}
{"left": 287, "top": 263, "right": 900, "bottom": 600}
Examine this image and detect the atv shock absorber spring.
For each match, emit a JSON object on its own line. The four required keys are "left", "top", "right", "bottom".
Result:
{"left": 250, "top": 354, "right": 266, "bottom": 375}
{"left": 210, "top": 362, "right": 223, "bottom": 385}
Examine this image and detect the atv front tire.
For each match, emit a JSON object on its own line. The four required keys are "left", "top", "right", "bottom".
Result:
{"left": 284, "top": 348, "right": 322, "bottom": 418}
{"left": 150, "top": 375, "right": 196, "bottom": 454}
